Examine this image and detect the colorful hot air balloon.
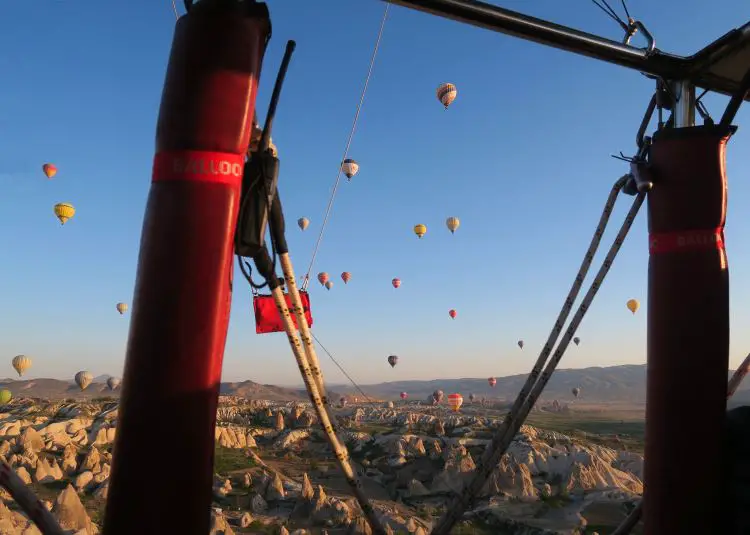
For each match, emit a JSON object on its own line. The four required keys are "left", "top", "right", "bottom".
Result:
{"left": 400, "top": 392, "right": 408, "bottom": 400}
{"left": 54, "top": 203, "right": 75, "bottom": 225}
{"left": 627, "top": 299, "right": 640, "bottom": 314}
{"left": 325, "top": 281, "right": 334, "bottom": 290}
{"left": 572, "top": 387, "right": 581, "bottom": 398}
{"left": 341, "top": 272, "right": 352, "bottom": 284}
{"left": 573, "top": 337, "right": 581, "bottom": 346}
{"left": 392, "top": 278, "right": 401, "bottom": 289}
{"left": 436, "top": 82, "right": 458, "bottom": 109}
{"left": 449, "top": 309, "right": 457, "bottom": 319}
{"left": 341, "top": 159, "right": 359, "bottom": 180}
{"left": 75, "top": 371, "right": 93, "bottom": 391}
{"left": 517, "top": 340, "right": 524, "bottom": 349}
{"left": 414, "top": 224, "right": 427, "bottom": 239}
{"left": 107, "top": 377, "right": 121, "bottom": 391}
{"left": 42, "top": 163, "right": 57, "bottom": 179}
{"left": 488, "top": 377, "right": 497, "bottom": 388}
{"left": 387, "top": 355, "right": 399, "bottom": 368}
{"left": 116, "top": 302, "right": 128, "bottom": 315}
{"left": 446, "top": 216, "right": 460, "bottom": 234}
{"left": 297, "top": 218, "right": 310, "bottom": 231}
{"left": 447, "top": 393, "right": 464, "bottom": 412}
{"left": 11, "top": 355, "right": 31, "bottom": 377}
{"left": 317, "top": 272, "right": 329, "bottom": 285}
{"left": 0, "top": 390, "right": 11, "bottom": 405}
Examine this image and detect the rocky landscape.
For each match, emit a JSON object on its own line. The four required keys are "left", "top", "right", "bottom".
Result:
{"left": 0, "top": 395, "right": 645, "bottom": 534}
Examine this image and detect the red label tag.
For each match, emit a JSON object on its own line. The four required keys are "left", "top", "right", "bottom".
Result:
{"left": 152, "top": 151, "right": 244, "bottom": 185}
{"left": 649, "top": 228, "right": 725, "bottom": 254}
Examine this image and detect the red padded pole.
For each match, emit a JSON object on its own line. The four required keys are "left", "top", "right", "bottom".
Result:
{"left": 644, "top": 124, "right": 735, "bottom": 534}
{"left": 103, "top": 3, "right": 271, "bottom": 534}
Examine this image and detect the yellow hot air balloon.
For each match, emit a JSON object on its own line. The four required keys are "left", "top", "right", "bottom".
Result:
{"left": 0, "top": 390, "right": 11, "bottom": 405}
{"left": 54, "top": 203, "right": 75, "bottom": 225}
{"left": 414, "top": 224, "right": 427, "bottom": 239}
{"left": 11, "top": 355, "right": 31, "bottom": 377}
{"left": 626, "top": 299, "right": 640, "bottom": 315}
{"left": 446, "top": 216, "right": 460, "bottom": 234}
{"left": 116, "top": 302, "right": 129, "bottom": 315}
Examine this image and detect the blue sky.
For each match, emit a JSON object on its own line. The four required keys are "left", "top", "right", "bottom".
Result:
{"left": 1, "top": 0, "right": 750, "bottom": 386}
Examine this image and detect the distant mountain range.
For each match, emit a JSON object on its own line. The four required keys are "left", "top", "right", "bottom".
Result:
{"left": 1, "top": 364, "right": 747, "bottom": 405}
{"left": 336, "top": 364, "right": 750, "bottom": 404}
{"left": 0, "top": 378, "right": 339, "bottom": 402}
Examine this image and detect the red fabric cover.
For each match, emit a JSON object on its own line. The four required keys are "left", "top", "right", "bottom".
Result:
{"left": 254, "top": 291, "right": 313, "bottom": 334}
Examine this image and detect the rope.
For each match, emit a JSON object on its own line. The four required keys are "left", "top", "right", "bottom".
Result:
{"left": 611, "top": 352, "right": 750, "bottom": 535}
{"left": 311, "top": 332, "right": 374, "bottom": 403}
{"left": 171, "top": 0, "right": 179, "bottom": 19}
{"left": 432, "top": 176, "right": 645, "bottom": 534}
{"left": 301, "top": 3, "right": 390, "bottom": 291}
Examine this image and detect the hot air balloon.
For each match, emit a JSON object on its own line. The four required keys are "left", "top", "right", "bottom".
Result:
{"left": 325, "top": 281, "right": 334, "bottom": 290}
{"left": 488, "top": 377, "right": 497, "bottom": 388}
{"left": 400, "top": 392, "right": 408, "bottom": 400}
{"left": 387, "top": 355, "right": 399, "bottom": 368}
{"left": 433, "top": 390, "right": 444, "bottom": 403}
{"left": 517, "top": 340, "right": 524, "bottom": 349}
{"left": 627, "top": 299, "right": 640, "bottom": 314}
{"left": 573, "top": 337, "right": 581, "bottom": 346}
{"left": 317, "top": 272, "right": 329, "bottom": 285}
{"left": 392, "top": 278, "right": 401, "bottom": 289}
{"left": 107, "top": 377, "right": 121, "bottom": 391}
{"left": 414, "top": 224, "right": 427, "bottom": 239}
{"left": 298, "top": 218, "right": 310, "bottom": 231}
{"left": 353, "top": 397, "right": 359, "bottom": 403}
{"left": 116, "top": 302, "right": 128, "bottom": 315}
{"left": 11, "top": 355, "right": 31, "bottom": 377}
{"left": 42, "top": 163, "right": 57, "bottom": 179}
{"left": 54, "top": 203, "right": 75, "bottom": 225}
{"left": 341, "top": 272, "right": 352, "bottom": 284}
{"left": 572, "top": 387, "right": 581, "bottom": 398}
{"left": 339, "top": 397, "right": 347, "bottom": 408}
{"left": 468, "top": 393, "right": 475, "bottom": 402}
{"left": 436, "top": 82, "right": 458, "bottom": 109}
{"left": 75, "top": 371, "right": 93, "bottom": 391}
{"left": 446, "top": 216, "right": 460, "bottom": 234}
{"left": 341, "top": 159, "right": 359, "bottom": 180}
{"left": 447, "top": 393, "right": 464, "bottom": 412}
{"left": 0, "top": 390, "right": 11, "bottom": 405}
{"left": 449, "top": 309, "right": 457, "bottom": 319}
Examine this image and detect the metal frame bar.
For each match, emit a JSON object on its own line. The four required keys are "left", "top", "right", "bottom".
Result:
{"left": 384, "top": 0, "right": 750, "bottom": 100}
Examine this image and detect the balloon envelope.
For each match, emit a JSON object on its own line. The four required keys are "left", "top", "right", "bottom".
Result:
{"left": 436, "top": 82, "right": 458, "bottom": 109}
{"left": 0, "top": 390, "right": 11, "bottom": 405}
{"left": 42, "top": 163, "right": 57, "bottom": 179}
{"left": 12, "top": 355, "right": 31, "bottom": 377}
{"left": 75, "top": 371, "right": 93, "bottom": 391}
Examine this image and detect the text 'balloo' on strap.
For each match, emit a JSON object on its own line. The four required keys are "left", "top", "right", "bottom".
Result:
{"left": 152, "top": 151, "right": 245, "bottom": 185}
{"left": 649, "top": 227, "right": 725, "bottom": 255}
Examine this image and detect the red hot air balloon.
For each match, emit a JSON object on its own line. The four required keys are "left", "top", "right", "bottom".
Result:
{"left": 449, "top": 309, "right": 457, "bottom": 319}
{"left": 400, "top": 392, "right": 408, "bottom": 400}
{"left": 317, "top": 272, "right": 329, "bottom": 286}
{"left": 341, "top": 272, "right": 352, "bottom": 284}
{"left": 488, "top": 377, "right": 497, "bottom": 387}
{"left": 42, "top": 163, "right": 57, "bottom": 179}
{"left": 392, "top": 278, "right": 401, "bottom": 289}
